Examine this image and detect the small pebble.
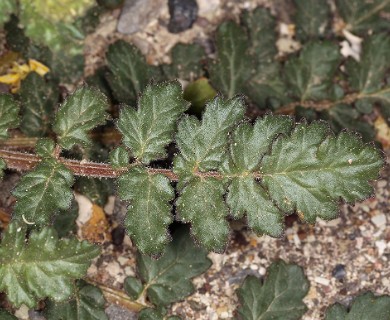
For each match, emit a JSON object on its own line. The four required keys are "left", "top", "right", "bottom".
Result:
{"left": 332, "top": 264, "right": 346, "bottom": 281}
{"left": 112, "top": 226, "right": 125, "bottom": 246}
{"left": 371, "top": 214, "right": 387, "bottom": 228}
{"left": 168, "top": 0, "right": 198, "bottom": 33}
{"left": 314, "top": 276, "right": 330, "bottom": 286}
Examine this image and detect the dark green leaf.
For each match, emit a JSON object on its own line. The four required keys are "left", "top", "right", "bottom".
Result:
{"left": 335, "top": 0, "right": 390, "bottom": 33}
{"left": 222, "top": 116, "right": 293, "bottom": 236}
{"left": 12, "top": 158, "right": 74, "bottom": 226}
{"left": 325, "top": 292, "right": 390, "bottom": 320}
{"left": 106, "top": 40, "right": 159, "bottom": 104}
{"left": 209, "top": 21, "right": 251, "bottom": 98}
{"left": 176, "top": 178, "right": 229, "bottom": 252}
{"left": 174, "top": 95, "right": 245, "bottom": 182}
{"left": 35, "top": 138, "right": 56, "bottom": 158}
{"left": 284, "top": 41, "right": 341, "bottom": 101}
{"left": 0, "top": 222, "right": 100, "bottom": 308}
{"left": 117, "top": 167, "right": 174, "bottom": 255}
{"left": 0, "top": 309, "right": 17, "bottom": 320}
{"left": 137, "top": 226, "right": 211, "bottom": 306}
{"left": 328, "top": 104, "right": 375, "bottom": 141}
{"left": 236, "top": 260, "right": 309, "bottom": 320}
{"left": 0, "top": 93, "right": 20, "bottom": 139}
{"left": 163, "top": 43, "right": 205, "bottom": 80}
{"left": 117, "top": 81, "right": 188, "bottom": 164}
{"left": 109, "top": 146, "right": 129, "bottom": 169}
{"left": 74, "top": 177, "right": 111, "bottom": 207}
{"left": 138, "top": 308, "right": 165, "bottom": 320}
{"left": 347, "top": 33, "right": 390, "bottom": 94}
{"left": 45, "top": 280, "right": 108, "bottom": 320}
{"left": 123, "top": 276, "right": 142, "bottom": 300}
{"left": 53, "top": 87, "right": 109, "bottom": 149}
{"left": 294, "top": 0, "right": 330, "bottom": 40}
{"left": 242, "top": 7, "right": 277, "bottom": 63}
{"left": 261, "top": 122, "right": 383, "bottom": 222}
{"left": 53, "top": 199, "right": 79, "bottom": 238}
{"left": 19, "top": 73, "right": 59, "bottom": 137}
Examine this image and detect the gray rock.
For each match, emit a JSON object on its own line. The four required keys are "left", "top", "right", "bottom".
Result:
{"left": 105, "top": 304, "right": 138, "bottom": 320}
{"left": 168, "top": 0, "right": 198, "bottom": 33}
{"left": 117, "top": 0, "right": 165, "bottom": 34}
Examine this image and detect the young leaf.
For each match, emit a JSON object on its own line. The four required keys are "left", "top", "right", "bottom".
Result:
{"left": 284, "top": 41, "right": 341, "bottom": 101}
{"left": 236, "top": 260, "right": 309, "bottom": 320}
{"left": 162, "top": 43, "right": 205, "bottom": 80}
{"left": 174, "top": 95, "right": 245, "bottom": 179}
{"left": 12, "top": 158, "right": 74, "bottom": 226}
{"left": 53, "top": 87, "right": 109, "bottom": 149}
{"left": 293, "top": 0, "right": 330, "bottom": 40}
{"left": 117, "top": 81, "right": 189, "bottom": 164}
{"left": 19, "top": 73, "right": 59, "bottom": 137}
{"left": 325, "top": 292, "right": 390, "bottom": 320}
{"left": 261, "top": 121, "right": 383, "bottom": 222}
{"left": 0, "top": 94, "right": 20, "bottom": 139}
{"left": 117, "top": 167, "right": 174, "bottom": 255}
{"left": 335, "top": 0, "right": 390, "bottom": 33}
{"left": 106, "top": 40, "right": 159, "bottom": 103}
{"left": 209, "top": 21, "right": 251, "bottom": 98}
{"left": 45, "top": 280, "right": 108, "bottom": 320}
{"left": 176, "top": 178, "right": 229, "bottom": 252}
{"left": 137, "top": 226, "right": 211, "bottom": 306}
{"left": 35, "top": 138, "right": 56, "bottom": 158}
{"left": 0, "top": 222, "right": 100, "bottom": 308}
{"left": 123, "top": 276, "right": 143, "bottom": 300}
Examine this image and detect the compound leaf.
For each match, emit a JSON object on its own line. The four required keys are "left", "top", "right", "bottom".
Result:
{"left": 335, "top": 0, "right": 390, "bottom": 33}
{"left": 117, "top": 81, "right": 189, "bottom": 164}
{"left": 209, "top": 21, "right": 251, "bottom": 98}
{"left": 117, "top": 167, "right": 174, "bottom": 255}
{"left": 53, "top": 87, "right": 109, "bottom": 149}
{"left": 162, "top": 43, "right": 205, "bottom": 80}
{"left": 261, "top": 122, "right": 383, "bottom": 223}
{"left": 0, "top": 93, "right": 20, "bottom": 139}
{"left": 174, "top": 95, "right": 245, "bottom": 180}
{"left": 106, "top": 40, "right": 159, "bottom": 104}
{"left": 325, "top": 292, "right": 390, "bottom": 320}
{"left": 137, "top": 226, "right": 211, "bottom": 306}
{"left": 0, "top": 222, "right": 100, "bottom": 308}
{"left": 236, "top": 260, "right": 309, "bottom": 320}
{"left": 45, "top": 281, "right": 108, "bottom": 320}
{"left": 19, "top": 73, "right": 59, "bottom": 137}
{"left": 294, "top": 0, "right": 330, "bottom": 40}
{"left": 284, "top": 41, "right": 341, "bottom": 101}
{"left": 13, "top": 158, "right": 74, "bottom": 226}
{"left": 176, "top": 178, "right": 229, "bottom": 252}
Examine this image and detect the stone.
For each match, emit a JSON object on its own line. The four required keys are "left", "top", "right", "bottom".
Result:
{"left": 168, "top": 0, "right": 198, "bottom": 33}
{"left": 332, "top": 264, "right": 346, "bottom": 281}
{"left": 105, "top": 304, "right": 137, "bottom": 320}
{"left": 117, "top": 0, "right": 165, "bottom": 34}
{"left": 371, "top": 213, "right": 387, "bottom": 228}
